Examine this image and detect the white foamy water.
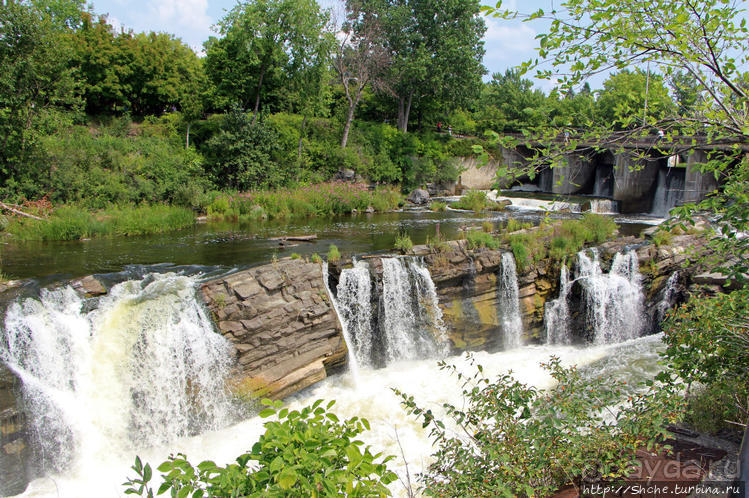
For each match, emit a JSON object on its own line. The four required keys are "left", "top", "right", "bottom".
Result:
{"left": 13, "top": 331, "right": 663, "bottom": 498}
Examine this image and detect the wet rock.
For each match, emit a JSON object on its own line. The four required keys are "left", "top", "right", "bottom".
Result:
{"left": 407, "top": 188, "right": 430, "bottom": 205}
{"left": 71, "top": 275, "right": 107, "bottom": 296}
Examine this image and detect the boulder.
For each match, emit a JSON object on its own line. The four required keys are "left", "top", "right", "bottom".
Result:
{"left": 407, "top": 188, "right": 430, "bottom": 205}
{"left": 71, "top": 275, "right": 107, "bottom": 296}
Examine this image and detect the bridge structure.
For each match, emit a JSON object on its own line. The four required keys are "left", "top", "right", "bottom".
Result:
{"left": 476, "top": 132, "right": 749, "bottom": 214}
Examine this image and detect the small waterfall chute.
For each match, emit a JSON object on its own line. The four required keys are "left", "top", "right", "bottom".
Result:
{"left": 498, "top": 252, "right": 523, "bottom": 349}
{"left": 380, "top": 257, "right": 448, "bottom": 363}
{"left": 577, "top": 249, "right": 645, "bottom": 344}
{"left": 650, "top": 168, "right": 685, "bottom": 217}
{"left": 0, "top": 273, "right": 235, "bottom": 474}
{"left": 329, "top": 260, "right": 373, "bottom": 373}
{"left": 655, "top": 271, "right": 680, "bottom": 325}
{"left": 545, "top": 264, "right": 571, "bottom": 344}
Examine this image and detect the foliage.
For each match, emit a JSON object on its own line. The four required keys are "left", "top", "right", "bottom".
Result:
{"left": 465, "top": 231, "right": 499, "bottom": 250}
{"left": 504, "top": 218, "right": 532, "bottom": 233}
{"left": 393, "top": 233, "right": 413, "bottom": 253}
{"left": 660, "top": 289, "right": 749, "bottom": 436}
{"left": 327, "top": 244, "right": 341, "bottom": 263}
{"left": 124, "top": 399, "right": 397, "bottom": 497}
{"left": 206, "top": 182, "right": 401, "bottom": 222}
{"left": 7, "top": 204, "right": 194, "bottom": 241}
{"left": 395, "top": 356, "right": 684, "bottom": 497}
{"left": 451, "top": 190, "right": 489, "bottom": 212}
{"left": 428, "top": 201, "right": 446, "bottom": 212}
{"left": 651, "top": 229, "right": 674, "bottom": 248}
{"left": 595, "top": 70, "right": 674, "bottom": 129}
{"left": 481, "top": 221, "right": 493, "bottom": 233}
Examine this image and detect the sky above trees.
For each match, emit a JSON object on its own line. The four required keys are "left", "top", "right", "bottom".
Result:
{"left": 90, "top": 0, "right": 557, "bottom": 87}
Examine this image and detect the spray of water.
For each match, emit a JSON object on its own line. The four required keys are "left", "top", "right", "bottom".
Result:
{"left": 498, "top": 253, "right": 523, "bottom": 349}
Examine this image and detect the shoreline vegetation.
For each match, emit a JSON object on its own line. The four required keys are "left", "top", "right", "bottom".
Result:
{"left": 1, "top": 182, "right": 405, "bottom": 241}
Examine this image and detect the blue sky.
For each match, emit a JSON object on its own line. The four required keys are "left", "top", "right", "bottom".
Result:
{"left": 91, "top": 0, "right": 563, "bottom": 89}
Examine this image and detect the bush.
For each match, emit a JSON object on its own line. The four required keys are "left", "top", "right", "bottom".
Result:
{"left": 452, "top": 190, "right": 489, "bottom": 212}
{"left": 651, "top": 229, "right": 674, "bottom": 247}
{"left": 327, "top": 244, "right": 341, "bottom": 263}
{"left": 481, "top": 221, "right": 493, "bottom": 233}
{"left": 395, "top": 356, "right": 683, "bottom": 497}
{"left": 429, "top": 201, "right": 447, "bottom": 212}
{"left": 505, "top": 218, "right": 532, "bottom": 232}
{"left": 394, "top": 233, "right": 413, "bottom": 253}
{"left": 466, "top": 231, "right": 500, "bottom": 250}
{"left": 580, "top": 213, "right": 617, "bottom": 243}
{"left": 124, "top": 399, "right": 397, "bottom": 497}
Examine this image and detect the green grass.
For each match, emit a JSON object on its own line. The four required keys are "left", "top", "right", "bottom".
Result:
{"left": 429, "top": 201, "right": 447, "bottom": 212}
{"left": 452, "top": 190, "right": 489, "bottom": 212}
{"left": 207, "top": 182, "right": 403, "bottom": 222}
{"left": 7, "top": 204, "right": 194, "bottom": 241}
{"left": 466, "top": 231, "right": 500, "bottom": 250}
{"left": 394, "top": 233, "right": 413, "bottom": 253}
{"left": 505, "top": 218, "right": 533, "bottom": 233}
{"left": 327, "top": 244, "right": 341, "bottom": 263}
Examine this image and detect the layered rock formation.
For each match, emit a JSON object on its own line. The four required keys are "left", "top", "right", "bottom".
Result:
{"left": 200, "top": 259, "right": 347, "bottom": 400}
{"left": 0, "top": 363, "right": 29, "bottom": 497}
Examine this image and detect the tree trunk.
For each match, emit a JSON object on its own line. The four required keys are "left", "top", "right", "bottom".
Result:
{"left": 397, "top": 91, "right": 414, "bottom": 133}
{"left": 341, "top": 100, "right": 357, "bottom": 148}
{"left": 251, "top": 67, "right": 266, "bottom": 126}
{"left": 185, "top": 122, "right": 191, "bottom": 149}
{"left": 297, "top": 115, "right": 308, "bottom": 162}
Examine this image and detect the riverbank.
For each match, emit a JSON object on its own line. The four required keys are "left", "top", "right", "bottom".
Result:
{"left": 1, "top": 182, "right": 404, "bottom": 242}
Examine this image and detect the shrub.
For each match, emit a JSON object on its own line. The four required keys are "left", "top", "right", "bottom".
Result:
{"left": 505, "top": 218, "right": 532, "bottom": 232}
{"left": 394, "top": 233, "right": 413, "bottom": 253}
{"left": 510, "top": 236, "right": 530, "bottom": 269}
{"left": 429, "top": 201, "right": 447, "bottom": 212}
{"left": 452, "top": 190, "right": 489, "bottom": 212}
{"left": 481, "top": 221, "right": 493, "bottom": 233}
{"left": 124, "top": 399, "right": 397, "bottom": 497}
{"left": 327, "top": 244, "right": 341, "bottom": 263}
{"left": 290, "top": 253, "right": 301, "bottom": 260}
{"left": 466, "top": 231, "right": 500, "bottom": 250}
{"left": 651, "top": 229, "right": 674, "bottom": 247}
{"left": 580, "top": 213, "right": 617, "bottom": 243}
{"left": 395, "top": 356, "right": 683, "bottom": 497}
{"left": 311, "top": 253, "right": 322, "bottom": 264}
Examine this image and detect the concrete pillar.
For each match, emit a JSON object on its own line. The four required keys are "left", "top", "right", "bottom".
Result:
{"left": 682, "top": 149, "right": 719, "bottom": 204}
{"left": 612, "top": 152, "right": 661, "bottom": 213}
{"left": 551, "top": 153, "right": 596, "bottom": 195}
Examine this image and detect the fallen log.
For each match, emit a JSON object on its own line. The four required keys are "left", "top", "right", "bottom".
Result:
{"left": 0, "top": 202, "right": 45, "bottom": 221}
{"left": 269, "top": 234, "right": 318, "bottom": 242}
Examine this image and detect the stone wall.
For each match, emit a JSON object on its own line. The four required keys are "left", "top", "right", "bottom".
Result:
{"left": 200, "top": 259, "right": 347, "bottom": 400}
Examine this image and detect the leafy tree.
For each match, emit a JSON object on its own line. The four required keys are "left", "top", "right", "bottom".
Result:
{"left": 203, "top": 106, "right": 283, "bottom": 190}
{"left": 206, "top": 0, "right": 331, "bottom": 124}
{"left": 363, "top": 0, "right": 486, "bottom": 133}
{"left": 595, "top": 69, "right": 674, "bottom": 129}
{"left": 479, "top": 69, "right": 549, "bottom": 132}
{"left": 0, "top": 0, "right": 80, "bottom": 193}
{"left": 484, "top": 0, "right": 749, "bottom": 279}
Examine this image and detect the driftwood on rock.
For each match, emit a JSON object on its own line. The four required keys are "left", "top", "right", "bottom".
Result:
{"left": 0, "top": 202, "right": 45, "bottom": 221}
{"left": 269, "top": 234, "right": 318, "bottom": 242}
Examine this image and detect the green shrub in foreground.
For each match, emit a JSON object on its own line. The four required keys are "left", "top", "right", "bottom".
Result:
{"left": 466, "top": 231, "right": 500, "bottom": 250}
{"left": 327, "top": 244, "right": 341, "bottom": 263}
{"left": 395, "top": 356, "right": 683, "bottom": 497}
{"left": 124, "top": 399, "right": 397, "bottom": 497}
{"left": 394, "top": 233, "right": 413, "bottom": 253}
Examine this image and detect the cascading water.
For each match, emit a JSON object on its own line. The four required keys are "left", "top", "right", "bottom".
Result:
{"left": 545, "top": 264, "right": 571, "bottom": 344}
{"left": 0, "top": 273, "right": 235, "bottom": 476}
{"left": 331, "top": 260, "right": 374, "bottom": 371}
{"left": 651, "top": 168, "right": 685, "bottom": 217}
{"left": 577, "top": 249, "right": 645, "bottom": 344}
{"left": 498, "top": 253, "right": 523, "bottom": 349}
{"left": 380, "top": 258, "right": 448, "bottom": 363}
{"left": 655, "top": 271, "right": 680, "bottom": 324}
{"left": 588, "top": 199, "right": 619, "bottom": 214}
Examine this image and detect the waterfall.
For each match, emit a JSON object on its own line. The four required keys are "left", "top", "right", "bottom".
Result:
{"left": 498, "top": 253, "right": 523, "bottom": 349}
{"left": 651, "top": 168, "right": 685, "bottom": 217}
{"left": 593, "top": 165, "right": 613, "bottom": 197}
{"left": 577, "top": 249, "right": 645, "bottom": 344}
{"left": 380, "top": 258, "right": 447, "bottom": 363}
{"left": 331, "top": 261, "right": 373, "bottom": 372}
{"left": 545, "top": 264, "right": 571, "bottom": 344}
{"left": 0, "top": 273, "right": 235, "bottom": 474}
{"left": 656, "top": 271, "right": 680, "bottom": 324}
{"left": 588, "top": 199, "right": 619, "bottom": 214}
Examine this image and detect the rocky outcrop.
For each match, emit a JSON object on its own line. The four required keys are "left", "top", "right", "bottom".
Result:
{"left": 200, "top": 259, "right": 347, "bottom": 401}
{"left": 0, "top": 363, "right": 29, "bottom": 497}
{"left": 407, "top": 188, "right": 430, "bottom": 205}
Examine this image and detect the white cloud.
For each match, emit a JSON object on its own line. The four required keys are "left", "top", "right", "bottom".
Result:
{"left": 141, "top": 0, "right": 214, "bottom": 49}
{"left": 483, "top": 16, "right": 538, "bottom": 62}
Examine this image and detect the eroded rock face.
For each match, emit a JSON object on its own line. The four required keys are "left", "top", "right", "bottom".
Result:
{"left": 201, "top": 259, "right": 346, "bottom": 400}
{"left": 0, "top": 363, "right": 29, "bottom": 497}
{"left": 407, "top": 188, "right": 430, "bottom": 205}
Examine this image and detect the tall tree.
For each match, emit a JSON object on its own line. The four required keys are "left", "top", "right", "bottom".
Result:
{"left": 206, "top": 0, "right": 330, "bottom": 124}
{"left": 595, "top": 69, "right": 674, "bottom": 129}
{"left": 367, "top": 0, "right": 486, "bottom": 132}
{"left": 333, "top": 1, "right": 389, "bottom": 147}
{"left": 0, "top": 1, "right": 79, "bottom": 185}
